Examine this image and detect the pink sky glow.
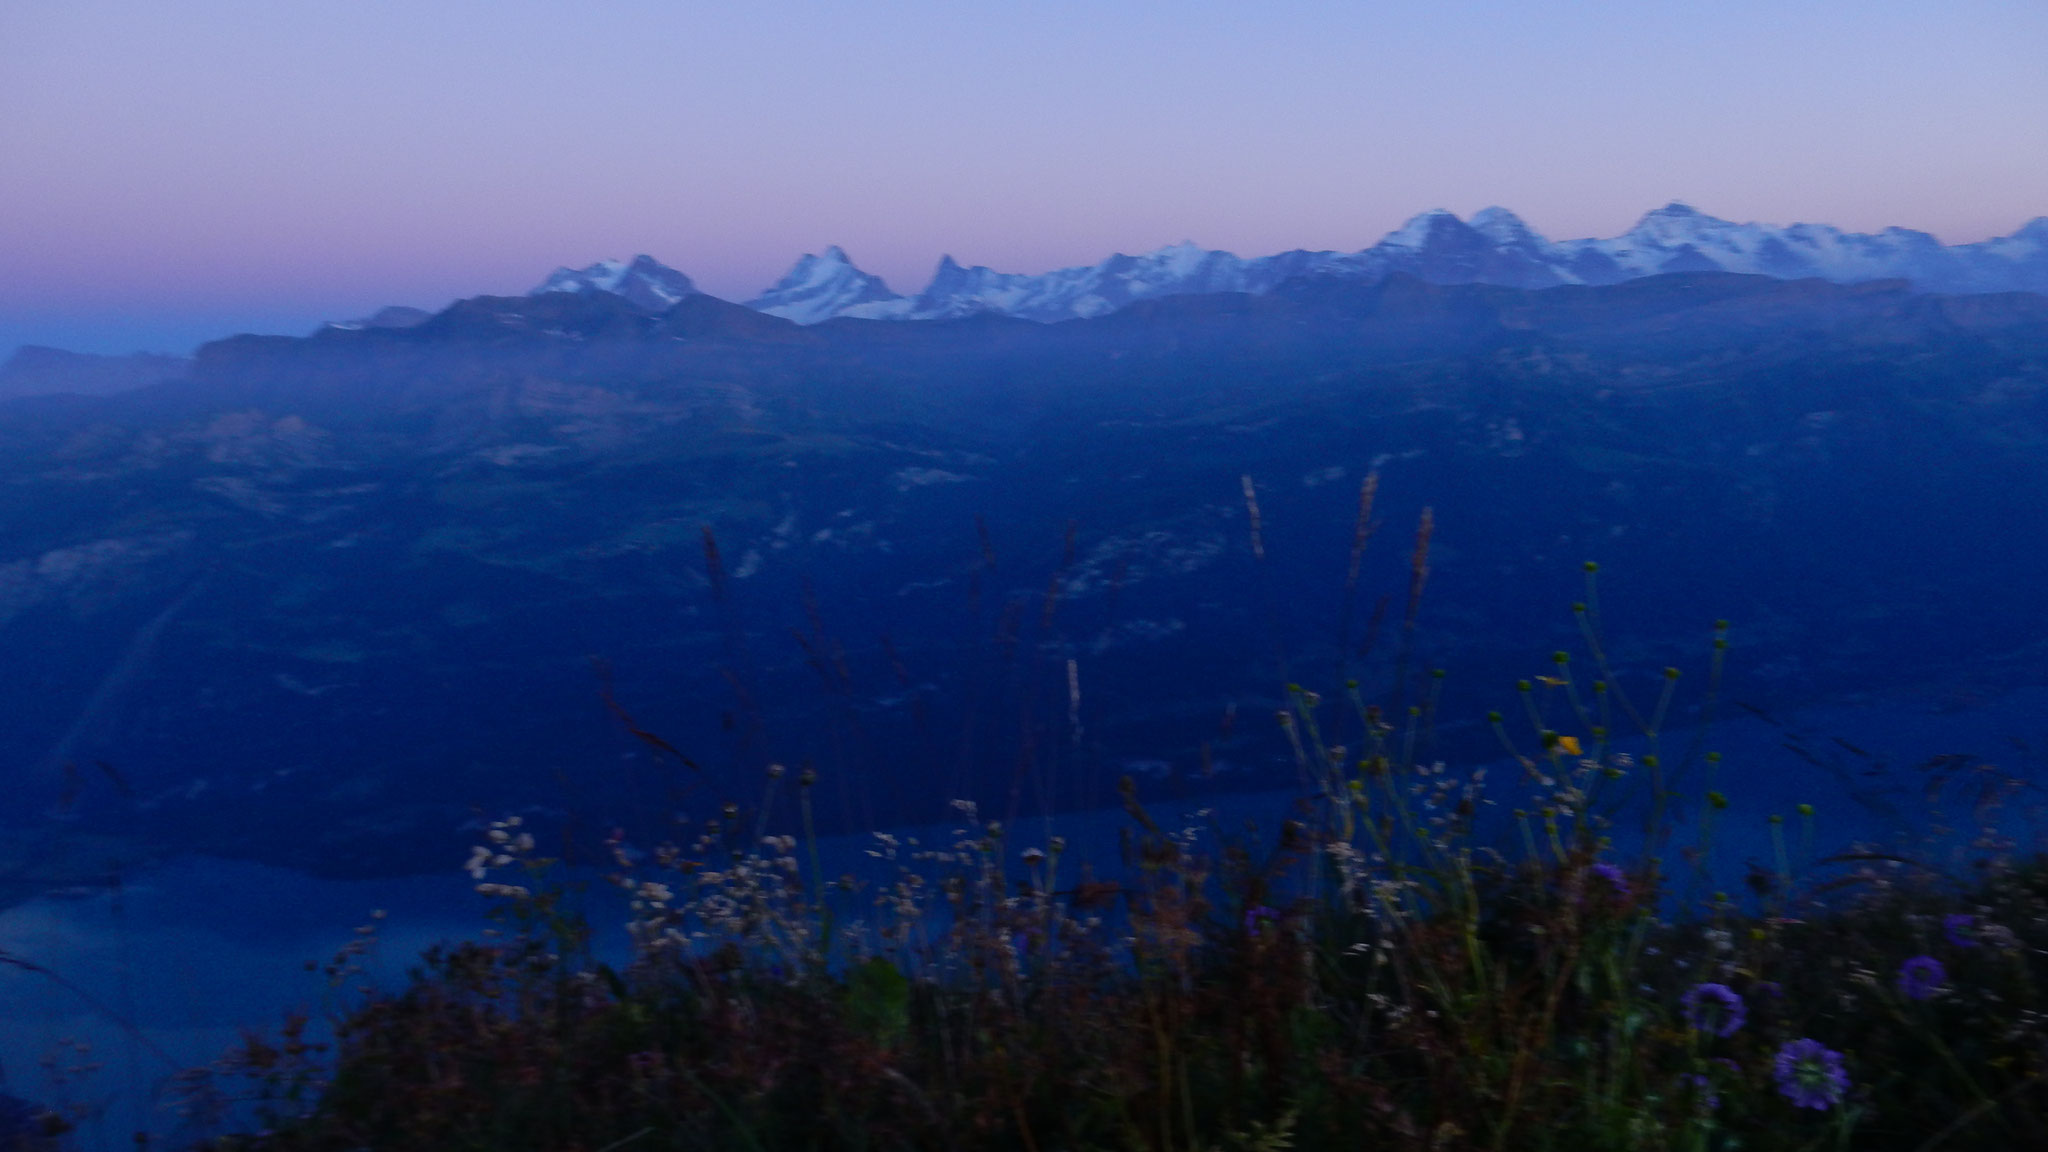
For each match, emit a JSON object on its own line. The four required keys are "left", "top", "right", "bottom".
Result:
{"left": 3, "top": 0, "right": 2044, "bottom": 353}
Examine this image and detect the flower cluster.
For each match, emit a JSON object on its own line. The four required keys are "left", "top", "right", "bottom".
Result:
{"left": 1681, "top": 982, "right": 1747, "bottom": 1038}
{"left": 1774, "top": 1038, "right": 1850, "bottom": 1110}
{"left": 1897, "top": 954, "right": 1946, "bottom": 1001}
{"left": 464, "top": 815, "right": 536, "bottom": 899}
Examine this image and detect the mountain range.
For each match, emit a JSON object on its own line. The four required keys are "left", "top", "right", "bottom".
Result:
{"left": 4, "top": 269, "right": 2048, "bottom": 877}
{"left": 537, "top": 203, "right": 2048, "bottom": 326}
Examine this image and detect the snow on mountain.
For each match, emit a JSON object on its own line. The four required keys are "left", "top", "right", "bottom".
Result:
{"left": 531, "top": 254, "right": 699, "bottom": 313}
{"left": 1959, "top": 217, "right": 2048, "bottom": 286}
{"left": 903, "top": 242, "right": 1270, "bottom": 323}
{"left": 746, "top": 246, "right": 909, "bottom": 323}
{"left": 1364, "top": 209, "right": 1571, "bottom": 288}
{"left": 1556, "top": 204, "right": 1990, "bottom": 289}
{"left": 881, "top": 204, "right": 2048, "bottom": 326}
{"left": 527, "top": 207, "right": 2048, "bottom": 328}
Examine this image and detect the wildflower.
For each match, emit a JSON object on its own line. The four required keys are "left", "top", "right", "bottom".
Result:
{"left": 1681, "top": 983, "right": 1747, "bottom": 1037}
{"left": 1588, "top": 862, "right": 1629, "bottom": 897}
{"left": 1773, "top": 1038, "right": 1849, "bottom": 1110}
{"left": 1943, "top": 913, "right": 1978, "bottom": 948}
{"left": 1244, "top": 905, "right": 1279, "bottom": 935}
{"left": 1980, "top": 922, "right": 2020, "bottom": 951}
{"left": 1680, "top": 1072, "right": 1720, "bottom": 1110}
{"left": 1897, "top": 955, "right": 1946, "bottom": 1001}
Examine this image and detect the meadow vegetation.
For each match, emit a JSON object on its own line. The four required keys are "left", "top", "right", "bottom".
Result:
{"left": 21, "top": 500, "right": 2038, "bottom": 1152}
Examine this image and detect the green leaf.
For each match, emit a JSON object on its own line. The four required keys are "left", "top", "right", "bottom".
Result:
{"left": 844, "top": 956, "right": 910, "bottom": 1048}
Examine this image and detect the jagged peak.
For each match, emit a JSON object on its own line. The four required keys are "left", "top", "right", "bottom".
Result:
{"left": 530, "top": 255, "right": 697, "bottom": 307}
{"left": 521, "top": 203, "right": 2048, "bottom": 327}
{"left": 749, "top": 246, "right": 903, "bottom": 322}
{"left": 764, "top": 246, "right": 889, "bottom": 287}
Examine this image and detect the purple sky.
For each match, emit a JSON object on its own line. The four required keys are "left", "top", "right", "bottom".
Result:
{"left": 3, "top": 0, "right": 2045, "bottom": 355}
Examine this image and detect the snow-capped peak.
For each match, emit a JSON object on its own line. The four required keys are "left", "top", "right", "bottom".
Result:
{"left": 1620, "top": 202, "right": 1731, "bottom": 246}
{"left": 1469, "top": 207, "right": 1544, "bottom": 247}
{"left": 747, "top": 248, "right": 907, "bottom": 324}
{"left": 1379, "top": 209, "right": 1465, "bottom": 249}
{"left": 521, "top": 206, "right": 2048, "bottom": 329}
{"left": 530, "top": 254, "right": 698, "bottom": 312}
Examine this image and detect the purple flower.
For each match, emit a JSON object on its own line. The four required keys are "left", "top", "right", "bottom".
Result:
{"left": 1244, "top": 905, "right": 1279, "bottom": 934}
{"left": 1898, "top": 955, "right": 1946, "bottom": 1001}
{"left": 1773, "top": 1038, "right": 1849, "bottom": 1110}
{"left": 1681, "top": 982, "right": 1747, "bottom": 1037}
{"left": 1680, "top": 1072, "right": 1720, "bottom": 1110}
{"left": 1588, "top": 862, "right": 1630, "bottom": 897}
{"left": 1943, "top": 913, "right": 1978, "bottom": 949}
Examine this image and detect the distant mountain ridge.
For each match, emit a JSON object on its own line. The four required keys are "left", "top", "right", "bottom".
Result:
{"left": 532, "top": 203, "right": 2048, "bottom": 325}
{"left": 0, "top": 345, "right": 189, "bottom": 399}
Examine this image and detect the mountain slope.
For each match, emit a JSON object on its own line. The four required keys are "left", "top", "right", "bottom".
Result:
{"left": 4, "top": 272, "right": 2048, "bottom": 877}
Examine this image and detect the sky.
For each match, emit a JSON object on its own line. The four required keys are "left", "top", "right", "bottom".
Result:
{"left": 2, "top": 0, "right": 2045, "bottom": 356}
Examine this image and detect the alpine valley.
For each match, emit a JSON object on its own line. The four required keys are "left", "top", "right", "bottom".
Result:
{"left": 4, "top": 204, "right": 2048, "bottom": 884}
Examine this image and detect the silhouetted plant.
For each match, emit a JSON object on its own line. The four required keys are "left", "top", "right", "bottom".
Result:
{"left": 186, "top": 540, "right": 2048, "bottom": 1152}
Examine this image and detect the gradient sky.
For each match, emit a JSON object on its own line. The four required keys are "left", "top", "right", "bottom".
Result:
{"left": 3, "top": 0, "right": 2045, "bottom": 355}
